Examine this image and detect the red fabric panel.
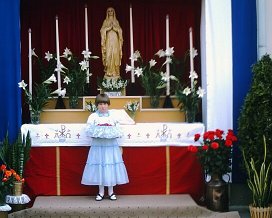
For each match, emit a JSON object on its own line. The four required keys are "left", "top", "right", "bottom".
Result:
{"left": 169, "top": 147, "right": 204, "bottom": 201}
{"left": 59, "top": 147, "right": 97, "bottom": 195}
{"left": 116, "top": 147, "right": 167, "bottom": 194}
{"left": 24, "top": 147, "right": 57, "bottom": 198}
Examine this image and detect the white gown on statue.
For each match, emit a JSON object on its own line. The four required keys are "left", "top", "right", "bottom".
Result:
{"left": 81, "top": 110, "right": 129, "bottom": 186}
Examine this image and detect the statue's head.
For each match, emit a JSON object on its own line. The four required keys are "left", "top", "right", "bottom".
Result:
{"left": 106, "top": 7, "right": 116, "bottom": 19}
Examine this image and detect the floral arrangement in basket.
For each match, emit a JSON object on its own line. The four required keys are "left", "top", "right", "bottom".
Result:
{"left": 85, "top": 100, "right": 97, "bottom": 112}
{"left": 188, "top": 129, "right": 237, "bottom": 176}
{"left": 98, "top": 77, "right": 128, "bottom": 92}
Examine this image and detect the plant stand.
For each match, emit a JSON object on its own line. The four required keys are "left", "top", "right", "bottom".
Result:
{"left": 249, "top": 205, "right": 272, "bottom": 218}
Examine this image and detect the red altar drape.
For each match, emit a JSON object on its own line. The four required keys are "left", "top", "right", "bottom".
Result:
{"left": 24, "top": 146, "right": 204, "bottom": 206}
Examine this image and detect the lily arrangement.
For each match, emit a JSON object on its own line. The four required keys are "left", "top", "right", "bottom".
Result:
{"left": 125, "top": 48, "right": 177, "bottom": 107}
{"left": 18, "top": 74, "right": 57, "bottom": 112}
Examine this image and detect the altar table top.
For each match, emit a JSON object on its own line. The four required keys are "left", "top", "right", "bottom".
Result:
{"left": 21, "top": 122, "right": 204, "bottom": 147}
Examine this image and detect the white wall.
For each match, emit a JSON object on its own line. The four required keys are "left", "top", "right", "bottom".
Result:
{"left": 201, "top": 0, "right": 233, "bottom": 132}
{"left": 257, "top": 0, "right": 272, "bottom": 58}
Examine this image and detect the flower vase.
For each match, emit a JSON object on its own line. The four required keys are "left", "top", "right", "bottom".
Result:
{"left": 205, "top": 174, "right": 229, "bottom": 212}
{"left": 12, "top": 181, "right": 23, "bottom": 196}
{"left": 150, "top": 95, "right": 160, "bottom": 108}
{"left": 185, "top": 110, "right": 196, "bottom": 123}
{"left": 30, "top": 110, "right": 41, "bottom": 124}
{"left": 69, "top": 96, "right": 79, "bottom": 109}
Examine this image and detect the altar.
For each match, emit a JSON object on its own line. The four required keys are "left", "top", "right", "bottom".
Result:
{"left": 22, "top": 122, "right": 205, "bottom": 202}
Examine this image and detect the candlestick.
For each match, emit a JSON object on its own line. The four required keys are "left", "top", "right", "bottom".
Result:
{"left": 166, "top": 14, "right": 170, "bottom": 96}
{"left": 28, "top": 28, "right": 32, "bottom": 94}
{"left": 55, "top": 16, "right": 61, "bottom": 91}
{"left": 130, "top": 4, "right": 135, "bottom": 83}
{"left": 85, "top": 5, "right": 90, "bottom": 83}
{"left": 189, "top": 27, "right": 194, "bottom": 89}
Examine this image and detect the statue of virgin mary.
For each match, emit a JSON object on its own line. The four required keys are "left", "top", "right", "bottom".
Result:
{"left": 100, "top": 7, "right": 123, "bottom": 79}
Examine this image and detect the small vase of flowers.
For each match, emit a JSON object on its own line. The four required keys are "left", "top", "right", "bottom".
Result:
{"left": 124, "top": 101, "right": 140, "bottom": 120}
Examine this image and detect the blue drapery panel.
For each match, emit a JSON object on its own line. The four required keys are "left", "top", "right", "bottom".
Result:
{"left": 232, "top": 0, "right": 257, "bottom": 182}
{"left": 0, "top": 0, "right": 22, "bottom": 141}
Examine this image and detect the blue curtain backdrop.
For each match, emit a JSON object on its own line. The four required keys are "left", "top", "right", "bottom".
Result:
{"left": 232, "top": 0, "right": 257, "bottom": 183}
{"left": 0, "top": 0, "right": 22, "bottom": 142}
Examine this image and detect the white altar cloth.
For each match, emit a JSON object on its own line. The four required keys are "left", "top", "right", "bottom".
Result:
{"left": 21, "top": 123, "right": 204, "bottom": 147}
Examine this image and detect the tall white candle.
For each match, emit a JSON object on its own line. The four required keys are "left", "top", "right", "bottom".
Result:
{"left": 85, "top": 5, "right": 90, "bottom": 83}
{"left": 189, "top": 27, "right": 194, "bottom": 89}
{"left": 166, "top": 14, "right": 170, "bottom": 96}
{"left": 55, "top": 16, "right": 61, "bottom": 91}
{"left": 85, "top": 5, "right": 89, "bottom": 51}
{"left": 129, "top": 4, "right": 135, "bottom": 83}
{"left": 28, "top": 28, "right": 32, "bottom": 94}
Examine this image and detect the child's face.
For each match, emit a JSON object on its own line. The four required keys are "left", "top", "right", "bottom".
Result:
{"left": 97, "top": 102, "right": 109, "bottom": 113}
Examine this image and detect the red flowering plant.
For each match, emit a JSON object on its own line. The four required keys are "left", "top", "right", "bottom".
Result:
{"left": 188, "top": 129, "right": 238, "bottom": 176}
{"left": 0, "top": 164, "right": 24, "bottom": 205}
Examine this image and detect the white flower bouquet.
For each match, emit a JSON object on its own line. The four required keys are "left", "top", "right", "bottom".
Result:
{"left": 85, "top": 100, "right": 97, "bottom": 112}
{"left": 124, "top": 101, "right": 140, "bottom": 113}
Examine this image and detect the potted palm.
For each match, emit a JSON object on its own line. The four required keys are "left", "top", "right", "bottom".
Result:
{"left": 242, "top": 136, "right": 272, "bottom": 217}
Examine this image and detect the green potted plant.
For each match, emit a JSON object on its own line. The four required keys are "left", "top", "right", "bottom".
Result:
{"left": 18, "top": 75, "right": 57, "bottom": 124}
{"left": 0, "top": 131, "right": 31, "bottom": 196}
{"left": 238, "top": 55, "right": 272, "bottom": 169}
{"left": 242, "top": 136, "right": 272, "bottom": 217}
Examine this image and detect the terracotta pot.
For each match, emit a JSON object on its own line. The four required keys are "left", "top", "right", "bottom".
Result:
{"left": 249, "top": 205, "right": 272, "bottom": 218}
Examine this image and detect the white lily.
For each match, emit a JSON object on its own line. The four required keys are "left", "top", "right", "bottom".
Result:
{"left": 43, "top": 74, "right": 57, "bottom": 84}
{"left": 18, "top": 80, "right": 28, "bottom": 90}
{"left": 44, "top": 51, "right": 53, "bottom": 62}
{"left": 63, "top": 76, "right": 71, "bottom": 84}
{"left": 125, "top": 64, "right": 134, "bottom": 73}
{"left": 165, "top": 47, "right": 174, "bottom": 56}
{"left": 82, "top": 50, "right": 92, "bottom": 60}
{"left": 183, "top": 87, "right": 191, "bottom": 96}
{"left": 79, "top": 60, "right": 88, "bottom": 71}
{"left": 155, "top": 49, "right": 165, "bottom": 58}
{"left": 31, "top": 49, "right": 38, "bottom": 57}
{"left": 149, "top": 59, "right": 157, "bottom": 68}
{"left": 63, "top": 47, "right": 72, "bottom": 58}
{"left": 130, "top": 50, "right": 141, "bottom": 61}
{"left": 54, "top": 62, "right": 67, "bottom": 73}
{"left": 51, "top": 88, "right": 66, "bottom": 97}
{"left": 189, "top": 70, "right": 198, "bottom": 80}
{"left": 134, "top": 67, "right": 143, "bottom": 77}
{"left": 197, "top": 87, "right": 205, "bottom": 98}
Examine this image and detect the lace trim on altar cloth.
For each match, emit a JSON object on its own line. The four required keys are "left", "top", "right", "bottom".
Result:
{"left": 0, "top": 204, "right": 11, "bottom": 211}
{"left": 6, "top": 194, "right": 31, "bottom": 204}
